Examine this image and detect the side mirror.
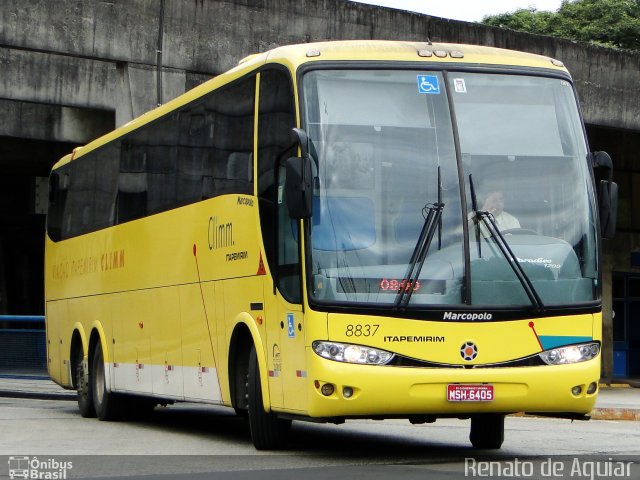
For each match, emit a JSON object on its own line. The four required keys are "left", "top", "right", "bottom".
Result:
{"left": 592, "top": 151, "right": 613, "bottom": 177}
{"left": 285, "top": 156, "right": 313, "bottom": 219}
{"left": 291, "top": 128, "right": 310, "bottom": 158}
{"left": 591, "top": 151, "right": 617, "bottom": 238}
{"left": 599, "top": 180, "right": 618, "bottom": 239}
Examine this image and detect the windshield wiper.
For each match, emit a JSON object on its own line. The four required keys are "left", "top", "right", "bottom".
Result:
{"left": 468, "top": 174, "right": 483, "bottom": 259}
{"left": 468, "top": 175, "right": 544, "bottom": 313}
{"left": 395, "top": 202, "right": 444, "bottom": 309}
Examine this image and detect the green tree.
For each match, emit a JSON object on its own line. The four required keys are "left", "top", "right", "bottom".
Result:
{"left": 482, "top": 0, "right": 640, "bottom": 50}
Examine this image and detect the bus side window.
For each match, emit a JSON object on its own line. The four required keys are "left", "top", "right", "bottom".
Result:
{"left": 177, "top": 147, "right": 207, "bottom": 204}
{"left": 117, "top": 144, "right": 148, "bottom": 223}
{"left": 257, "top": 68, "right": 298, "bottom": 301}
{"left": 214, "top": 75, "right": 255, "bottom": 196}
{"left": 48, "top": 142, "right": 119, "bottom": 241}
{"left": 47, "top": 169, "right": 69, "bottom": 241}
{"left": 226, "top": 152, "right": 253, "bottom": 193}
{"left": 117, "top": 172, "right": 148, "bottom": 223}
{"left": 93, "top": 142, "right": 120, "bottom": 230}
{"left": 278, "top": 163, "right": 302, "bottom": 301}
{"left": 147, "top": 114, "right": 179, "bottom": 213}
{"left": 63, "top": 156, "right": 96, "bottom": 238}
{"left": 178, "top": 103, "right": 215, "bottom": 202}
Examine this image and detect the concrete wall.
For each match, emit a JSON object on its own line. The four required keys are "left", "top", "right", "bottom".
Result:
{"left": 0, "top": 0, "right": 639, "bottom": 132}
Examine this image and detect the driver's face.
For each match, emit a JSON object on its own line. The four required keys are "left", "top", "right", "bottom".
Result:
{"left": 485, "top": 192, "right": 504, "bottom": 215}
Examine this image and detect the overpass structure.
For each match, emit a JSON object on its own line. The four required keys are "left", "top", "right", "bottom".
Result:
{"left": 1, "top": 0, "right": 638, "bottom": 378}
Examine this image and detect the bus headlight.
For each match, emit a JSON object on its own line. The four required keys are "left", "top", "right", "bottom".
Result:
{"left": 538, "top": 342, "right": 600, "bottom": 365}
{"left": 312, "top": 341, "right": 395, "bottom": 365}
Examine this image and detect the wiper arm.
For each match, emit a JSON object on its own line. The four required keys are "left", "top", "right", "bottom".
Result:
{"left": 468, "top": 174, "right": 483, "bottom": 259}
{"left": 395, "top": 202, "right": 444, "bottom": 309}
{"left": 475, "top": 210, "right": 545, "bottom": 313}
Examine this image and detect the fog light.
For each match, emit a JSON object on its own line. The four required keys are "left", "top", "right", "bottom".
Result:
{"left": 587, "top": 382, "right": 598, "bottom": 394}
{"left": 321, "top": 383, "right": 335, "bottom": 396}
{"left": 572, "top": 385, "right": 583, "bottom": 396}
{"left": 343, "top": 386, "right": 353, "bottom": 398}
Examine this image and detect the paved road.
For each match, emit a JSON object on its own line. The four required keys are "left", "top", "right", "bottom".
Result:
{"left": 0, "top": 396, "right": 638, "bottom": 479}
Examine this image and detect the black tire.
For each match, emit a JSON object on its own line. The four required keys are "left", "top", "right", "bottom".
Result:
{"left": 247, "top": 344, "right": 291, "bottom": 450}
{"left": 91, "top": 342, "right": 123, "bottom": 421}
{"left": 234, "top": 351, "right": 250, "bottom": 419}
{"left": 75, "top": 347, "right": 96, "bottom": 418}
{"left": 469, "top": 414, "right": 505, "bottom": 449}
{"left": 234, "top": 407, "right": 249, "bottom": 420}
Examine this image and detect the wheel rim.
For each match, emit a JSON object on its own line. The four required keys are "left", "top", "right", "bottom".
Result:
{"left": 78, "top": 360, "right": 89, "bottom": 398}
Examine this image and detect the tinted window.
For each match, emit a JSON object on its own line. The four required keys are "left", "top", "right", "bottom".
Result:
{"left": 257, "top": 69, "right": 298, "bottom": 302}
{"left": 48, "top": 74, "right": 257, "bottom": 240}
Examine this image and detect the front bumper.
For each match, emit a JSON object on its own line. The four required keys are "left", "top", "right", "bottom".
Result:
{"left": 304, "top": 351, "right": 599, "bottom": 418}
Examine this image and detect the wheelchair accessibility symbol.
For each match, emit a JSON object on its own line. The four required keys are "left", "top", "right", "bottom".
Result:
{"left": 417, "top": 75, "right": 440, "bottom": 94}
{"left": 287, "top": 313, "right": 295, "bottom": 338}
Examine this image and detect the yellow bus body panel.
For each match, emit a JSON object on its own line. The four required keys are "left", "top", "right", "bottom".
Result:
{"left": 326, "top": 313, "right": 596, "bottom": 365}
{"left": 46, "top": 194, "right": 265, "bottom": 399}
{"left": 288, "top": 310, "right": 600, "bottom": 417}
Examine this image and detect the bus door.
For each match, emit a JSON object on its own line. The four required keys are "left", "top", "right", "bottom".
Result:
{"left": 263, "top": 288, "right": 305, "bottom": 411}
{"left": 255, "top": 67, "right": 306, "bottom": 412}
{"left": 262, "top": 164, "right": 307, "bottom": 413}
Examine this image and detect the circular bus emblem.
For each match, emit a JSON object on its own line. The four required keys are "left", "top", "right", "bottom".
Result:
{"left": 460, "top": 342, "right": 478, "bottom": 361}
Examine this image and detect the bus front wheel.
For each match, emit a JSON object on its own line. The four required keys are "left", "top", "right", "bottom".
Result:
{"left": 247, "top": 344, "right": 291, "bottom": 450}
{"left": 469, "top": 414, "right": 505, "bottom": 449}
{"left": 91, "top": 342, "right": 123, "bottom": 421}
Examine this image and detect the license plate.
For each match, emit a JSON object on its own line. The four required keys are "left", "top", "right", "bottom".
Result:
{"left": 447, "top": 384, "right": 494, "bottom": 402}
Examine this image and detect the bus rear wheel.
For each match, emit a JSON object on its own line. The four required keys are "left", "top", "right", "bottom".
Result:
{"left": 247, "top": 344, "right": 291, "bottom": 450}
{"left": 75, "top": 347, "right": 95, "bottom": 418}
{"left": 469, "top": 414, "right": 505, "bottom": 449}
{"left": 91, "top": 342, "right": 123, "bottom": 421}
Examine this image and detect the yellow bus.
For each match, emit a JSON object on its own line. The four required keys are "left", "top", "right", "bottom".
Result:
{"left": 45, "top": 40, "right": 617, "bottom": 450}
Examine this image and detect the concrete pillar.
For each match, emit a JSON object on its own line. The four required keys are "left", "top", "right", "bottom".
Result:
{"left": 602, "top": 251, "right": 614, "bottom": 379}
{"left": 115, "top": 62, "right": 187, "bottom": 127}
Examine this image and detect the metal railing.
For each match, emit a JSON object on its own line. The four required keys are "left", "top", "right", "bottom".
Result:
{"left": 0, "top": 315, "right": 47, "bottom": 376}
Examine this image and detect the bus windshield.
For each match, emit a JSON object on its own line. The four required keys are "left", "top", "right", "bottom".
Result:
{"left": 301, "top": 69, "right": 599, "bottom": 310}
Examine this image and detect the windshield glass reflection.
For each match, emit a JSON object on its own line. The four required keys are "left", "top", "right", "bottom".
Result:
{"left": 301, "top": 69, "right": 599, "bottom": 310}
{"left": 455, "top": 73, "right": 598, "bottom": 306}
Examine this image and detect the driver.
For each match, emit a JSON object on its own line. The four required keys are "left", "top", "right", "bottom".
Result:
{"left": 480, "top": 191, "right": 520, "bottom": 231}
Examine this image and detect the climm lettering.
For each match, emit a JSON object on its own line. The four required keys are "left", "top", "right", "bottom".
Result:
{"left": 101, "top": 250, "right": 125, "bottom": 271}
{"left": 208, "top": 216, "right": 234, "bottom": 250}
